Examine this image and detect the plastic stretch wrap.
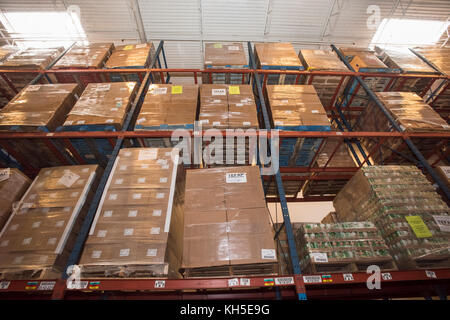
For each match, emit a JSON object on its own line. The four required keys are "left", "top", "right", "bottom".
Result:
{"left": 62, "top": 82, "right": 137, "bottom": 130}
{"left": 0, "top": 165, "right": 100, "bottom": 275}
{"left": 0, "top": 168, "right": 30, "bottom": 232}
{"left": 105, "top": 43, "right": 153, "bottom": 68}
{"left": 298, "top": 49, "right": 348, "bottom": 71}
{"left": 334, "top": 166, "right": 450, "bottom": 268}
{"left": 0, "top": 47, "right": 64, "bottom": 69}
{"left": 413, "top": 46, "right": 450, "bottom": 75}
{"left": 378, "top": 48, "right": 437, "bottom": 74}
{"left": 204, "top": 43, "right": 247, "bottom": 67}
{"left": 135, "top": 84, "right": 198, "bottom": 129}
{"left": 79, "top": 148, "right": 184, "bottom": 278}
{"left": 297, "top": 222, "right": 393, "bottom": 269}
{"left": 254, "top": 43, "right": 302, "bottom": 68}
{"left": 52, "top": 43, "right": 114, "bottom": 69}
{"left": 182, "top": 166, "right": 277, "bottom": 269}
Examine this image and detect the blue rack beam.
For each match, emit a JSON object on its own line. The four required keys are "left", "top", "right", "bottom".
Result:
{"left": 332, "top": 44, "right": 450, "bottom": 200}
{"left": 247, "top": 42, "right": 306, "bottom": 300}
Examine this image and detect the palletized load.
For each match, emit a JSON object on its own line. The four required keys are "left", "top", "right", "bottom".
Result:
{"left": 355, "top": 91, "right": 450, "bottom": 164}
{"left": 0, "top": 168, "right": 31, "bottom": 231}
{"left": 199, "top": 84, "right": 258, "bottom": 166}
{"left": 338, "top": 47, "right": 398, "bottom": 120}
{"left": 51, "top": 42, "right": 114, "bottom": 85}
{"left": 265, "top": 85, "right": 331, "bottom": 167}
{"left": 298, "top": 49, "right": 349, "bottom": 111}
{"left": 58, "top": 82, "right": 138, "bottom": 164}
{"left": 254, "top": 43, "right": 303, "bottom": 85}
{"left": 0, "top": 83, "right": 82, "bottom": 168}
{"left": 296, "top": 222, "right": 396, "bottom": 273}
{"left": 203, "top": 43, "right": 249, "bottom": 84}
{"left": 0, "top": 47, "right": 64, "bottom": 94}
{"left": 181, "top": 166, "right": 278, "bottom": 278}
{"left": 412, "top": 46, "right": 450, "bottom": 122}
{"left": 78, "top": 148, "right": 184, "bottom": 278}
{"left": 0, "top": 165, "right": 101, "bottom": 279}
{"left": 105, "top": 43, "right": 156, "bottom": 83}
{"left": 334, "top": 165, "right": 450, "bottom": 269}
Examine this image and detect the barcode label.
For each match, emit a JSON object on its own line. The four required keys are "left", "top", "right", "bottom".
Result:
{"left": 274, "top": 277, "right": 294, "bottom": 285}
{"left": 138, "top": 149, "right": 157, "bottom": 160}
{"left": 433, "top": 215, "right": 450, "bottom": 232}
{"left": 152, "top": 87, "right": 167, "bottom": 95}
{"left": 228, "top": 46, "right": 239, "bottom": 51}
{"left": 311, "top": 252, "right": 328, "bottom": 263}
{"left": 58, "top": 171, "right": 80, "bottom": 188}
{"left": 425, "top": 270, "right": 437, "bottom": 279}
{"left": 343, "top": 273, "right": 354, "bottom": 281}
{"left": 38, "top": 281, "right": 55, "bottom": 291}
{"left": 381, "top": 273, "right": 392, "bottom": 280}
{"left": 67, "top": 281, "right": 88, "bottom": 289}
{"left": 96, "top": 84, "right": 111, "bottom": 91}
{"left": 302, "top": 276, "right": 322, "bottom": 283}
{"left": 154, "top": 280, "right": 165, "bottom": 288}
{"left": 261, "top": 249, "right": 276, "bottom": 260}
{"left": 0, "top": 281, "right": 10, "bottom": 290}
{"left": 228, "top": 278, "right": 239, "bottom": 287}
{"left": 212, "top": 89, "right": 226, "bottom": 95}
{"left": 0, "top": 168, "right": 10, "bottom": 182}
{"left": 226, "top": 173, "right": 247, "bottom": 183}
{"left": 240, "top": 278, "right": 251, "bottom": 286}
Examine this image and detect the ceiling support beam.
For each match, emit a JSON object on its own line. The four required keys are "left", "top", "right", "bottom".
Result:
{"left": 129, "top": 0, "right": 147, "bottom": 42}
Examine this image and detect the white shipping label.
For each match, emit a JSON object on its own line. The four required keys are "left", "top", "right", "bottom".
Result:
{"left": 274, "top": 277, "right": 294, "bottom": 285}
{"left": 119, "top": 249, "right": 130, "bottom": 257}
{"left": 303, "top": 276, "right": 322, "bottom": 283}
{"left": 128, "top": 210, "right": 138, "bottom": 217}
{"left": 124, "top": 228, "right": 134, "bottom": 236}
{"left": 0, "top": 281, "right": 11, "bottom": 290}
{"left": 136, "top": 44, "right": 147, "bottom": 49}
{"left": 138, "top": 149, "right": 157, "bottom": 160}
{"left": 226, "top": 173, "right": 247, "bottom": 183}
{"left": 243, "top": 121, "right": 251, "bottom": 126}
{"left": 212, "top": 89, "right": 226, "bottom": 96}
{"left": 97, "top": 230, "right": 107, "bottom": 238}
{"left": 310, "top": 252, "right": 328, "bottom": 263}
{"left": 236, "top": 103, "right": 243, "bottom": 107}
{"left": 440, "top": 166, "right": 450, "bottom": 179}
{"left": 32, "top": 221, "right": 41, "bottom": 229}
{"left": 0, "top": 168, "right": 10, "bottom": 182}
{"left": 115, "top": 178, "right": 124, "bottom": 185}
{"left": 109, "top": 194, "right": 117, "bottom": 200}
{"left": 154, "top": 280, "right": 165, "bottom": 288}
{"left": 160, "top": 177, "right": 167, "bottom": 183}
{"left": 133, "top": 193, "right": 142, "bottom": 200}
{"left": 120, "top": 165, "right": 128, "bottom": 171}
{"left": 311, "top": 110, "right": 319, "bottom": 114}
{"left": 240, "top": 278, "right": 251, "bottom": 286}
{"left": 138, "top": 177, "right": 146, "bottom": 183}
{"left": 213, "top": 121, "right": 221, "bottom": 126}
{"left": 76, "top": 120, "right": 85, "bottom": 125}
{"left": 146, "top": 249, "right": 157, "bottom": 257}
{"left": 150, "top": 227, "right": 160, "bottom": 235}
{"left": 261, "top": 249, "right": 276, "bottom": 260}
{"left": 152, "top": 87, "right": 167, "bottom": 95}
{"left": 153, "top": 209, "right": 162, "bottom": 216}
{"left": 58, "top": 171, "right": 80, "bottom": 188}
{"left": 104, "top": 210, "right": 113, "bottom": 217}
{"left": 433, "top": 215, "right": 450, "bottom": 232}
{"left": 274, "top": 121, "right": 284, "bottom": 126}
{"left": 228, "top": 46, "right": 239, "bottom": 51}
{"left": 92, "top": 251, "right": 102, "bottom": 259}
{"left": 96, "top": 84, "right": 111, "bottom": 91}
{"left": 47, "top": 238, "right": 57, "bottom": 245}
{"left": 67, "top": 281, "right": 88, "bottom": 289}
{"left": 425, "top": 270, "right": 437, "bottom": 279}
{"left": 156, "top": 193, "right": 165, "bottom": 199}
{"left": 22, "top": 238, "right": 32, "bottom": 245}
{"left": 71, "top": 192, "right": 79, "bottom": 198}
{"left": 27, "top": 85, "right": 41, "bottom": 92}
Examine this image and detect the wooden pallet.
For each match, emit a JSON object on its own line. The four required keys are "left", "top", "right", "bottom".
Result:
{"left": 0, "top": 266, "right": 62, "bottom": 280}
{"left": 303, "top": 258, "right": 398, "bottom": 274}
{"left": 182, "top": 263, "right": 278, "bottom": 279}
{"left": 79, "top": 263, "right": 170, "bottom": 278}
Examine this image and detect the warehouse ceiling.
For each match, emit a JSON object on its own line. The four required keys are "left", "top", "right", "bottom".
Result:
{"left": 0, "top": 0, "right": 449, "bottom": 67}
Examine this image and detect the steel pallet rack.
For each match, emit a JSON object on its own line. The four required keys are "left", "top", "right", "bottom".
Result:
{"left": 0, "top": 41, "right": 449, "bottom": 300}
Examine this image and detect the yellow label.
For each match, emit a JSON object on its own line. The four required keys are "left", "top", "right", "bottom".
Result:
{"left": 171, "top": 86, "right": 183, "bottom": 94}
{"left": 124, "top": 45, "right": 134, "bottom": 50}
{"left": 213, "top": 43, "right": 222, "bottom": 48}
{"left": 406, "top": 216, "right": 432, "bottom": 238}
{"left": 228, "top": 86, "right": 240, "bottom": 95}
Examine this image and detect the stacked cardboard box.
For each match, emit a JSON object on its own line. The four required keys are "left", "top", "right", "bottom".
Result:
{"left": 298, "top": 49, "right": 349, "bottom": 110}
{"left": 266, "top": 85, "right": 331, "bottom": 167}
{"left": 436, "top": 166, "right": 450, "bottom": 190}
{"left": 203, "top": 43, "right": 248, "bottom": 84}
{"left": 58, "top": 82, "right": 138, "bottom": 164}
{"left": 0, "top": 83, "right": 82, "bottom": 167}
{"left": 296, "top": 222, "right": 396, "bottom": 273}
{"left": 105, "top": 43, "right": 155, "bottom": 83}
{"left": 413, "top": 46, "right": 450, "bottom": 122}
{"left": 0, "top": 165, "right": 100, "bottom": 279}
{"left": 273, "top": 222, "right": 303, "bottom": 275}
{"left": 53, "top": 43, "right": 114, "bottom": 69}
{"left": 355, "top": 91, "right": 450, "bottom": 164}
{"left": 79, "top": 148, "right": 184, "bottom": 278}
{"left": 182, "top": 166, "right": 278, "bottom": 277}
{"left": 338, "top": 47, "right": 397, "bottom": 119}
{"left": 0, "top": 47, "right": 64, "bottom": 93}
{"left": 0, "top": 46, "right": 19, "bottom": 107}
{"left": 254, "top": 43, "right": 303, "bottom": 85}
{"left": 302, "top": 131, "right": 357, "bottom": 197}
{"left": 199, "top": 84, "right": 259, "bottom": 166}
{"left": 334, "top": 165, "right": 450, "bottom": 269}
{"left": 0, "top": 168, "right": 31, "bottom": 231}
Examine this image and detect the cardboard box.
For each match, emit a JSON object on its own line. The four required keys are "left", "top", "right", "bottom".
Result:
{"left": 254, "top": 43, "right": 302, "bottom": 68}
{"left": 203, "top": 43, "right": 248, "bottom": 84}
{"left": 105, "top": 43, "right": 153, "bottom": 68}
{"left": 0, "top": 47, "right": 64, "bottom": 70}
{"left": 376, "top": 47, "right": 437, "bottom": 74}
{"left": 182, "top": 166, "right": 277, "bottom": 271}
{"left": 53, "top": 43, "right": 114, "bottom": 69}
{"left": 339, "top": 47, "right": 388, "bottom": 71}
{"left": 61, "top": 82, "right": 138, "bottom": 130}
{"left": 135, "top": 84, "right": 198, "bottom": 129}
{"left": 78, "top": 148, "right": 185, "bottom": 278}
{"left": 0, "top": 168, "right": 31, "bottom": 231}
{"left": 298, "top": 49, "right": 348, "bottom": 71}
{"left": 0, "top": 165, "right": 100, "bottom": 276}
